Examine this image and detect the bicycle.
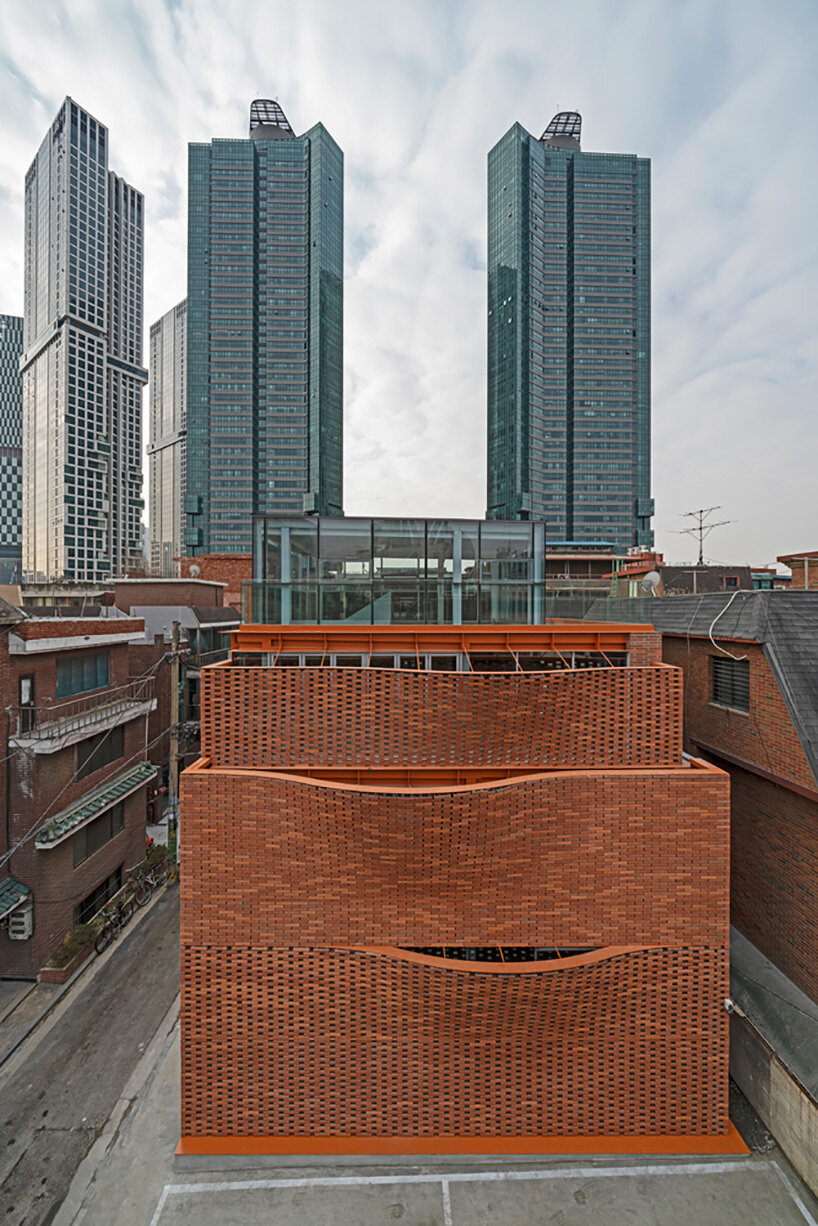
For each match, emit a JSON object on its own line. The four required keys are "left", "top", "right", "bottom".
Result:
{"left": 133, "top": 858, "right": 169, "bottom": 907}
{"left": 94, "top": 895, "right": 135, "bottom": 954}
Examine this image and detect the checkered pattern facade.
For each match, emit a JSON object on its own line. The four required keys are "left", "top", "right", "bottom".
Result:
{"left": 181, "top": 624, "right": 731, "bottom": 1147}
{"left": 0, "top": 314, "right": 23, "bottom": 580}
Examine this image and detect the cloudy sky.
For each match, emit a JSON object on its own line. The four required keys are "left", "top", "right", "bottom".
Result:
{"left": 0, "top": 0, "right": 815, "bottom": 566}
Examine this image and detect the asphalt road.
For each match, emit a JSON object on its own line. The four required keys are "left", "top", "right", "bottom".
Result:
{"left": 0, "top": 886, "right": 180, "bottom": 1226}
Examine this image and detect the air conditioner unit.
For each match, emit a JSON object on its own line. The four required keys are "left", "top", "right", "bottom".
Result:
{"left": 9, "top": 901, "right": 33, "bottom": 940}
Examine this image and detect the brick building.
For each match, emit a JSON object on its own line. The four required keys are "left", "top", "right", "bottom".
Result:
{"left": 178, "top": 554, "right": 251, "bottom": 611}
{"left": 0, "top": 608, "right": 157, "bottom": 976}
{"left": 611, "top": 591, "right": 818, "bottom": 1007}
{"left": 179, "top": 620, "right": 733, "bottom": 1152}
{"left": 778, "top": 550, "right": 818, "bottom": 590}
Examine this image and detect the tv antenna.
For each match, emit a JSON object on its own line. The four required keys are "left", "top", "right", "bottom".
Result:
{"left": 675, "top": 506, "right": 734, "bottom": 565}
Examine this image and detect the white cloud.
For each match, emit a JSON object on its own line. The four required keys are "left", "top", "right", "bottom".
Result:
{"left": 0, "top": 0, "right": 815, "bottom": 563}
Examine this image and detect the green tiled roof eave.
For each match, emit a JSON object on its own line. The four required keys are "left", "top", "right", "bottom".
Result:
{"left": 0, "top": 876, "right": 31, "bottom": 920}
{"left": 35, "top": 761, "right": 156, "bottom": 849}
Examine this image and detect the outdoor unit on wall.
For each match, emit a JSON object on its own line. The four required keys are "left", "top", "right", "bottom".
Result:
{"left": 9, "top": 902, "right": 33, "bottom": 940}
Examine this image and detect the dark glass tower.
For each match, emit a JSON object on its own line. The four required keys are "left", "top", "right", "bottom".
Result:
{"left": 185, "top": 99, "right": 343, "bottom": 556}
{"left": 487, "top": 112, "right": 653, "bottom": 549}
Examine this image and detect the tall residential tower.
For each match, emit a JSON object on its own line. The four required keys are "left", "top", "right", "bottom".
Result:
{"left": 487, "top": 112, "right": 652, "bottom": 549}
{"left": 0, "top": 314, "right": 23, "bottom": 581}
{"left": 148, "top": 300, "right": 186, "bottom": 576}
{"left": 184, "top": 99, "right": 343, "bottom": 556}
{"left": 21, "top": 98, "right": 147, "bottom": 581}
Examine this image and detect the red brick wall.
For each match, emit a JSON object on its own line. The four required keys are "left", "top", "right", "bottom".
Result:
{"left": 13, "top": 617, "right": 144, "bottom": 642}
{"left": 662, "top": 637, "right": 814, "bottom": 791}
{"left": 181, "top": 765, "right": 729, "bottom": 948}
{"left": 1, "top": 786, "right": 147, "bottom": 977}
{"left": 114, "top": 581, "right": 224, "bottom": 612}
{"left": 178, "top": 553, "right": 251, "bottom": 609}
{"left": 181, "top": 944, "right": 728, "bottom": 1137}
{"left": 627, "top": 630, "right": 663, "bottom": 666}
{"left": 783, "top": 559, "right": 818, "bottom": 590}
{"left": 201, "top": 665, "right": 683, "bottom": 770}
{"left": 726, "top": 761, "right": 818, "bottom": 1003}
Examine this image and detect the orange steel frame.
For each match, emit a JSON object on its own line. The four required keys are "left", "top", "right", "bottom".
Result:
{"left": 230, "top": 621, "right": 654, "bottom": 657}
{"left": 177, "top": 1126, "right": 749, "bottom": 1158}
{"left": 185, "top": 757, "right": 718, "bottom": 790}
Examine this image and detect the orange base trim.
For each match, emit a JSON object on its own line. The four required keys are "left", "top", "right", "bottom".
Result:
{"left": 176, "top": 1123, "right": 748, "bottom": 1158}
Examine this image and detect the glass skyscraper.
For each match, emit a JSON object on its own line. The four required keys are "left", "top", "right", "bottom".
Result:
{"left": 184, "top": 99, "right": 343, "bottom": 557}
{"left": 21, "top": 97, "right": 146, "bottom": 581}
{"left": 148, "top": 300, "right": 186, "bottom": 576}
{"left": 0, "top": 314, "right": 23, "bottom": 582}
{"left": 487, "top": 112, "right": 653, "bottom": 550}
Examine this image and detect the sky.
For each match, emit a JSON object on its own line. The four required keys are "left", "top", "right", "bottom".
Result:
{"left": 0, "top": 0, "right": 815, "bottom": 568}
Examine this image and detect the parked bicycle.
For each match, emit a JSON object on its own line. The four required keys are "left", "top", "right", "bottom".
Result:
{"left": 94, "top": 895, "right": 135, "bottom": 955}
{"left": 133, "top": 858, "right": 169, "bottom": 907}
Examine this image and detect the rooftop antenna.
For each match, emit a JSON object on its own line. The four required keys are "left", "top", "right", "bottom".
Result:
{"left": 675, "top": 506, "right": 734, "bottom": 566}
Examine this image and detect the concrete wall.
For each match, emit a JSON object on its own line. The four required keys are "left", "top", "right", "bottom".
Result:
{"left": 731, "top": 1013, "right": 818, "bottom": 1195}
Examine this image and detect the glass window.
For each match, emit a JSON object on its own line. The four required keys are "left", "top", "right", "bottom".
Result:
{"left": 73, "top": 801, "right": 125, "bottom": 867}
{"left": 319, "top": 519, "right": 371, "bottom": 582}
{"left": 56, "top": 651, "right": 110, "bottom": 699}
{"left": 76, "top": 726, "right": 124, "bottom": 779}
{"left": 373, "top": 519, "right": 425, "bottom": 579}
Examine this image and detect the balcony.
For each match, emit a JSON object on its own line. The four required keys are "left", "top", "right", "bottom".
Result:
{"left": 10, "top": 679, "right": 157, "bottom": 754}
{"left": 186, "top": 647, "right": 231, "bottom": 673}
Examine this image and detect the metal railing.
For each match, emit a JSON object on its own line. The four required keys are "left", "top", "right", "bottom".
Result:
{"left": 186, "top": 648, "right": 230, "bottom": 669}
{"left": 12, "top": 678, "right": 156, "bottom": 741}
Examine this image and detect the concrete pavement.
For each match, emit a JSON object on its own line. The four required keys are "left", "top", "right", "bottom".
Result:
{"left": 54, "top": 1002, "right": 818, "bottom": 1226}
{"left": 0, "top": 885, "right": 180, "bottom": 1225}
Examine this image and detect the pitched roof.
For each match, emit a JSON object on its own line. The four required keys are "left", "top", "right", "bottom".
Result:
{"left": 0, "top": 876, "right": 30, "bottom": 920}
{"left": 586, "top": 591, "right": 818, "bottom": 786}
{"left": 34, "top": 761, "right": 156, "bottom": 848}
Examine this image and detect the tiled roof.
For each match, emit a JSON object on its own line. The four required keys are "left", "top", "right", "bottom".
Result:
{"left": 35, "top": 761, "right": 156, "bottom": 848}
{"left": 586, "top": 591, "right": 818, "bottom": 788}
{"left": 0, "top": 876, "right": 30, "bottom": 920}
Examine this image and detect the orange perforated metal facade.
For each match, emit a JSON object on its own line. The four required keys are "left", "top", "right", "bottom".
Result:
{"left": 180, "top": 622, "right": 731, "bottom": 1150}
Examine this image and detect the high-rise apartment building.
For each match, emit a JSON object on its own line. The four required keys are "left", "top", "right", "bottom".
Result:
{"left": 184, "top": 99, "right": 343, "bottom": 556}
{"left": 0, "top": 314, "right": 23, "bottom": 581}
{"left": 148, "top": 300, "right": 186, "bottom": 576}
{"left": 21, "top": 98, "right": 146, "bottom": 582}
{"left": 487, "top": 112, "right": 653, "bottom": 550}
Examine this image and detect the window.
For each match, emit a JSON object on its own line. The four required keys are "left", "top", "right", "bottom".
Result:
{"left": 74, "top": 865, "right": 122, "bottom": 925}
{"left": 73, "top": 802, "right": 125, "bottom": 867}
{"left": 76, "top": 726, "right": 124, "bottom": 779}
{"left": 56, "top": 651, "right": 110, "bottom": 698}
{"left": 712, "top": 657, "right": 750, "bottom": 712}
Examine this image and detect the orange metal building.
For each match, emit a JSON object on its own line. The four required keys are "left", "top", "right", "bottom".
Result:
{"left": 179, "top": 622, "right": 735, "bottom": 1154}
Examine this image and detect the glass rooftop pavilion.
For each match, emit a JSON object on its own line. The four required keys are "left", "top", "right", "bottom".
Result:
{"left": 246, "top": 516, "right": 546, "bottom": 625}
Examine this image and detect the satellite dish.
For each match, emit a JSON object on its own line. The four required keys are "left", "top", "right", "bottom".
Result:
{"left": 640, "top": 570, "right": 661, "bottom": 595}
{"left": 189, "top": 564, "right": 201, "bottom": 577}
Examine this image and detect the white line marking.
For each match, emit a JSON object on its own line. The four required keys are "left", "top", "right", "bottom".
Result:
{"left": 161, "top": 1159, "right": 756, "bottom": 1196}
{"left": 441, "top": 1177, "right": 453, "bottom": 1226}
{"left": 772, "top": 1161, "right": 818, "bottom": 1226}
{"left": 153, "top": 1157, "right": 818, "bottom": 1224}
{"left": 148, "top": 1185, "right": 169, "bottom": 1226}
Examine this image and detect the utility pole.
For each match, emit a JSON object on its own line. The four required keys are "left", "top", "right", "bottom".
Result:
{"left": 169, "top": 620, "right": 180, "bottom": 865}
{"left": 676, "top": 506, "right": 734, "bottom": 565}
